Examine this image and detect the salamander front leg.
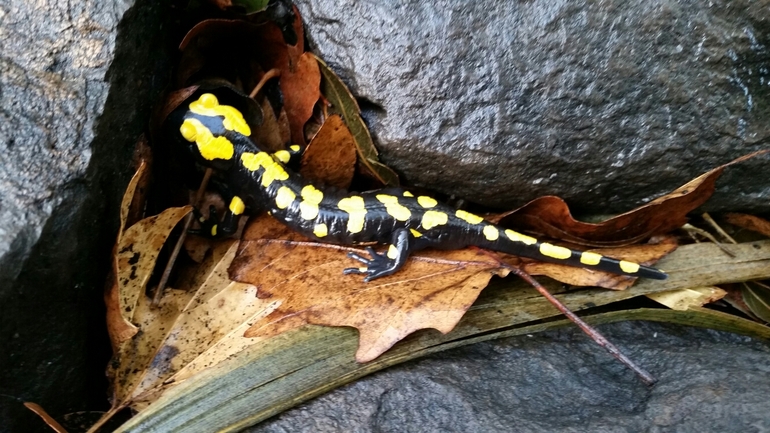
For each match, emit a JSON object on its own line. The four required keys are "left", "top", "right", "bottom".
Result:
{"left": 344, "top": 228, "right": 413, "bottom": 282}
{"left": 272, "top": 144, "right": 304, "bottom": 169}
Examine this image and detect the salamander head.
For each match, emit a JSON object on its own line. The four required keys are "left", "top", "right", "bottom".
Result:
{"left": 174, "top": 91, "right": 262, "bottom": 171}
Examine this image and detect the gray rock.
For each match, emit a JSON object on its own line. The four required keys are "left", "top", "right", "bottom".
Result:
{"left": 248, "top": 321, "right": 770, "bottom": 433}
{"left": 0, "top": 0, "right": 122, "bottom": 288}
{"left": 296, "top": 0, "right": 770, "bottom": 213}
{"left": 0, "top": 0, "right": 176, "bottom": 430}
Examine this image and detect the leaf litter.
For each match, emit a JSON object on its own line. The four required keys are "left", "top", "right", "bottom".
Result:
{"left": 50, "top": 4, "right": 770, "bottom": 432}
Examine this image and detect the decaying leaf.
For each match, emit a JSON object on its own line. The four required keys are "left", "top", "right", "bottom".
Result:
{"left": 647, "top": 286, "right": 727, "bottom": 310}
{"left": 106, "top": 162, "right": 154, "bottom": 348}
{"left": 724, "top": 213, "right": 770, "bottom": 238}
{"left": 177, "top": 15, "right": 320, "bottom": 145}
{"left": 300, "top": 114, "right": 357, "bottom": 189}
{"left": 317, "top": 57, "right": 400, "bottom": 187}
{"left": 742, "top": 282, "right": 770, "bottom": 323}
{"left": 231, "top": 215, "right": 508, "bottom": 362}
{"left": 492, "top": 150, "right": 770, "bottom": 246}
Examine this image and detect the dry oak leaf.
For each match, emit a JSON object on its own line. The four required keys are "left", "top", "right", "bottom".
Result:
{"left": 231, "top": 215, "right": 509, "bottom": 362}
{"left": 491, "top": 150, "right": 769, "bottom": 247}
{"left": 299, "top": 114, "right": 357, "bottom": 190}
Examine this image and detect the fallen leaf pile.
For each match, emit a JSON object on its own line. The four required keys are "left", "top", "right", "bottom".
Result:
{"left": 35, "top": 2, "right": 769, "bottom": 432}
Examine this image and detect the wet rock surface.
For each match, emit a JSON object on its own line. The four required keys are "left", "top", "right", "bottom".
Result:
{"left": 296, "top": 0, "right": 770, "bottom": 213}
{"left": 0, "top": 0, "right": 177, "bottom": 430}
{"left": 249, "top": 321, "right": 770, "bottom": 433}
{"left": 1, "top": 0, "right": 768, "bottom": 431}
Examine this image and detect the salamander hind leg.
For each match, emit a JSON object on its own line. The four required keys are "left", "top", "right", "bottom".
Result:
{"left": 344, "top": 228, "right": 413, "bottom": 282}
{"left": 190, "top": 196, "right": 245, "bottom": 238}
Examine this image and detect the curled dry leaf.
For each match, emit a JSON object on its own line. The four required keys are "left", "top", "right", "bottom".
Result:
{"left": 177, "top": 15, "right": 320, "bottom": 145}
{"left": 105, "top": 232, "right": 277, "bottom": 427}
{"left": 741, "top": 282, "right": 770, "bottom": 323}
{"left": 317, "top": 57, "right": 400, "bottom": 187}
{"left": 114, "top": 206, "right": 192, "bottom": 331}
{"left": 724, "top": 213, "right": 770, "bottom": 238}
{"left": 491, "top": 150, "right": 770, "bottom": 247}
{"left": 300, "top": 114, "right": 357, "bottom": 189}
{"left": 647, "top": 286, "right": 727, "bottom": 311}
{"left": 231, "top": 215, "right": 508, "bottom": 362}
{"left": 106, "top": 161, "right": 153, "bottom": 348}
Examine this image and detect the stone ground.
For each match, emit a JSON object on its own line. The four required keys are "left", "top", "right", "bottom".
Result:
{"left": 1, "top": 1, "right": 768, "bottom": 431}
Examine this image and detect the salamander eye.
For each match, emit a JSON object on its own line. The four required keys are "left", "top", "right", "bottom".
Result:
{"left": 199, "top": 93, "right": 218, "bottom": 108}
{"left": 179, "top": 119, "right": 197, "bottom": 142}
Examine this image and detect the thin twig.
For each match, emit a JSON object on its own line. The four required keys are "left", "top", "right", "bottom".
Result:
{"left": 682, "top": 223, "right": 736, "bottom": 257}
{"left": 508, "top": 266, "right": 658, "bottom": 386}
{"left": 469, "top": 247, "right": 658, "bottom": 385}
{"left": 152, "top": 168, "right": 213, "bottom": 306}
{"left": 702, "top": 212, "right": 738, "bottom": 244}
{"left": 23, "top": 402, "right": 69, "bottom": 433}
{"left": 249, "top": 68, "right": 281, "bottom": 99}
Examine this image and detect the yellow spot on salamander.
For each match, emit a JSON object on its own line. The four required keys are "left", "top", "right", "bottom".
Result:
{"left": 180, "top": 118, "right": 234, "bottom": 161}
{"left": 539, "top": 243, "right": 572, "bottom": 260}
{"left": 505, "top": 229, "right": 537, "bottom": 245}
{"left": 274, "top": 150, "right": 291, "bottom": 164}
{"left": 290, "top": 144, "right": 301, "bottom": 152}
{"left": 299, "top": 185, "right": 324, "bottom": 220}
{"left": 483, "top": 225, "right": 499, "bottom": 241}
{"left": 410, "top": 229, "right": 422, "bottom": 237}
{"left": 229, "top": 196, "right": 245, "bottom": 215}
{"left": 313, "top": 223, "right": 328, "bottom": 238}
{"left": 619, "top": 260, "right": 640, "bottom": 274}
{"left": 275, "top": 186, "right": 296, "bottom": 209}
{"left": 387, "top": 244, "right": 399, "bottom": 260}
{"left": 402, "top": 191, "right": 414, "bottom": 197}
{"left": 338, "top": 196, "right": 367, "bottom": 233}
{"left": 421, "top": 210, "right": 448, "bottom": 230}
{"left": 455, "top": 209, "right": 484, "bottom": 225}
{"left": 376, "top": 194, "right": 411, "bottom": 221}
{"left": 580, "top": 251, "right": 603, "bottom": 266}
{"left": 417, "top": 196, "right": 438, "bottom": 208}
{"left": 189, "top": 93, "right": 251, "bottom": 136}
{"left": 210, "top": 224, "right": 218, "bottom": 237}
{"left": 241, "top": 152, "right": 289, "bottom": 187}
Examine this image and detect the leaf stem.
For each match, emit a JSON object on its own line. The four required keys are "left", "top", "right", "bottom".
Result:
{"left": 152, "top": 168, "right": 213, "bottom": 307}
{"left": 250, "top": 68, "right": 281, "bottom": 99}
{"left": 508, "top": 266, "right": 658, "bottom": 386}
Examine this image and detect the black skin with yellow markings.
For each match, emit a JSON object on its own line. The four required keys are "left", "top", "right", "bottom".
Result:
{"left": 172, "top": 92, "right": 667, "bottom": 282}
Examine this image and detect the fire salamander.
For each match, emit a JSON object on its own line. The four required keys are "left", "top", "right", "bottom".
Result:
{"left": 173, "top": 92, "right": 667, "bottom": 282}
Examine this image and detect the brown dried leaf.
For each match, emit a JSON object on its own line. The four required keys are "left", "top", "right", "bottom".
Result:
{"left": 282, "top": 50, "right": 321, "bottom": 145}
{"left": 300, "top": 114, "right": 357, "bottom": 189}
{"left": 106, "top": 236, "right": 277, "bottom": 415}
{"left": 106, "top": 162, "right": 157, "bottom": 349}
{"left": 115, "top": 207, "right": 191, "bottom": 325}
{"left": 177, "top": 17, "right": 320, "bottom": 145}
{"left": 232, "top": 215, "right": 508, "bottom": 362}
{"left": 317, "top": 57, "right": 400, "bottom": 187}
{"left": 492, "top": 150, "right": 769, "bottom": 246}
{"left": 253, "top": 95, "right": 289, "bottom": 152}
{"left": 724, "top": 213, "right": 770, "bottom": 238}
